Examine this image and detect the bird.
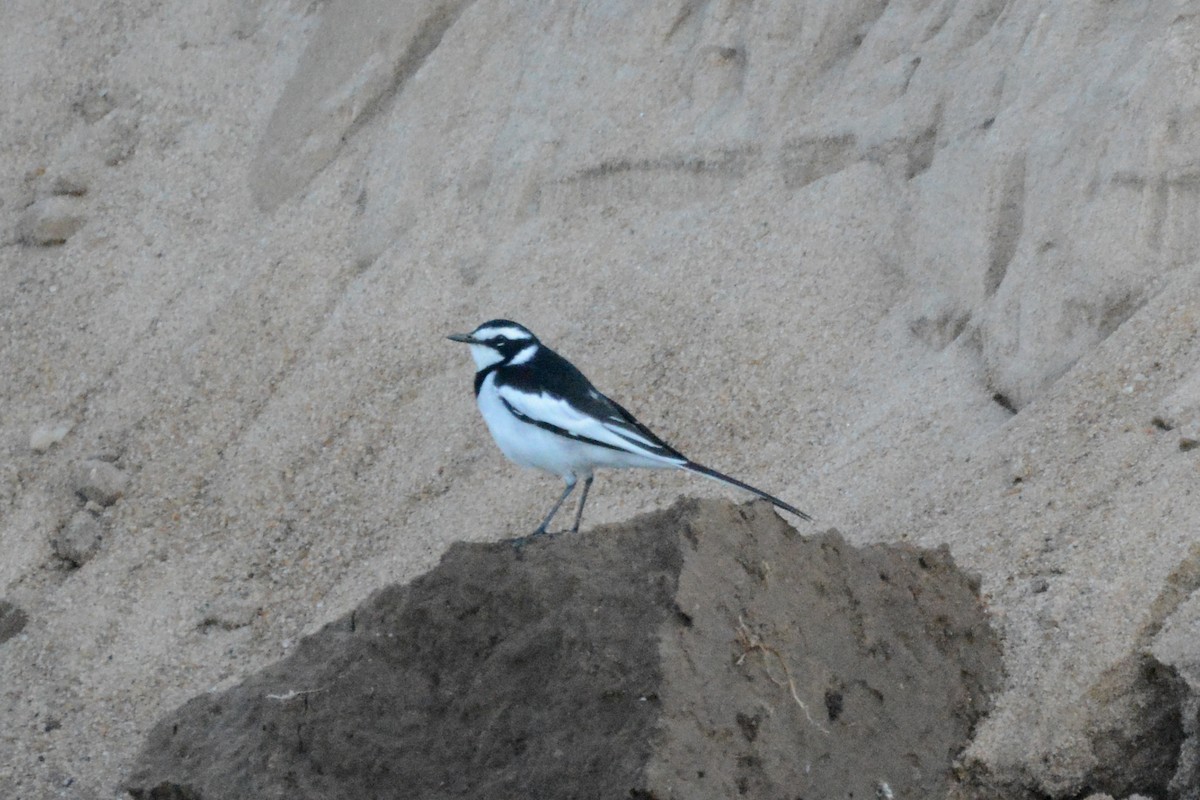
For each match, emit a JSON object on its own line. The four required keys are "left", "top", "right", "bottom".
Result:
{"left": 448, "top": 319, "right": 812, "bottom": 540}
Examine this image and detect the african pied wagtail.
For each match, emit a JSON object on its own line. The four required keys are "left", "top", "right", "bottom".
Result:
{"left": 448, "top": 319, "right": 812, "bottom": 539}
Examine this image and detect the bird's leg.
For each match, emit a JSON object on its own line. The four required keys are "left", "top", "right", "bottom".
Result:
{"left": 569, "top": 475, "right": 594, "bottom": 533}
{"left": 530, "top": 477, "right": 576, "bottom": 538}
{"left": 511, "top": 480, "right": 575, "bottom": 553}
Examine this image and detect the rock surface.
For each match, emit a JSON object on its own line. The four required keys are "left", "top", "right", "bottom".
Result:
{"left": 2, "top": 2, "right": 1200, "bottom": 799}
{"left": 126, "top": 500, "right": 1002, "bottom": 800}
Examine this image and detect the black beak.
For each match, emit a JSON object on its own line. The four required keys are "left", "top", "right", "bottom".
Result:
{"left": 446, "top": 332, "right": 475, "bottom": 344}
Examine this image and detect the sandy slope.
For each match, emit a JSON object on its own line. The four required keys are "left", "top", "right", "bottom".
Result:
{"left": 2, "top": 1, "right": 1199, "bottom": 797}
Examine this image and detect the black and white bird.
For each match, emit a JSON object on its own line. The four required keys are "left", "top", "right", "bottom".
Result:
{"left": 448, "top": 319, "right": 812, "bottom": 539}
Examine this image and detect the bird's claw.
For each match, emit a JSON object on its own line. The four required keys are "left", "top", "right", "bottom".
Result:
{"left": 509, "top": 527, "right": 552, "bottom": 555}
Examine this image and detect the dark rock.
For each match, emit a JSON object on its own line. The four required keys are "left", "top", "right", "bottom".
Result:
{"left": 126, "top": 499, "right": 1003, "bottom": 800}
{"left": 128, "top": 782, "right": 204, "bottom": 800}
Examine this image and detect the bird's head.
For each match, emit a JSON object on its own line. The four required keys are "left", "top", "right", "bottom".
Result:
{"left": 447, "top": 319, "right": 539, "bottom": 370}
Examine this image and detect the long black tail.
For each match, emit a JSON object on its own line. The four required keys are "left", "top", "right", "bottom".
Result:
{"left": 682, "top": 461, "right": 812, "bottom": 521}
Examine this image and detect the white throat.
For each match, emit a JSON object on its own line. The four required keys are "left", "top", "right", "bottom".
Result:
{"left": 469, "top": 343, "right": 505, "bottom": 370}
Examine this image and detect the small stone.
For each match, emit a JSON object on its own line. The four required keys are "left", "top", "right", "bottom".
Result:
{"left": 198, "top": 599, "right": 260, "bottom": 632}
{"left": 29, "top": 422, "right": 73, "bottom": 453}
{"left": 53, "top": 511, "right": 103, "bottom": 566}
{"left": 1009, "top": 455, "right": 1029, "bottom": 484}
{"left": 0, "top": 464, "right": 19, "bottom": 507}
{"left": 48, "top": 167, "right": 91, "bottom": 197}
{"left": 96, "top": 109, "right": 140, "bottom": 166}
{"left": 76, "top": 89, "right": 116, "bottom": 123}
{"left": 73, "top": 459, "right": 128, "bottom": 506}
{"left": 0, "top": 600, "right": 29, "bottom": 646}
{"left": 18, "top": 196, "right": 86, "bottom": 245}
{"left": 1180, "top": 437, "right": 1199, "bottom": 452}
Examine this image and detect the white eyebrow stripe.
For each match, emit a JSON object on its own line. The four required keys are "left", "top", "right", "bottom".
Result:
{"left": 473, "top": 325, "right": 533, "bottom": 341}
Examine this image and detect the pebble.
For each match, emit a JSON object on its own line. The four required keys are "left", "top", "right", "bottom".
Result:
{"left": 198, "top": 599, "right": 260, "bottom": 631}
{"left": 73, "top": 459, "right": 128, "bottom": 506}
{"left": 0, "top": 464, "right": 18, "bottom": 507}
{"left": 96, "top": 109, "right": 140, "bottom": 166}
{"left": 53, "top": 511, "right": 103, "bottom": 567}
{"left": 77, "top": 88, "right": 116, "bottom": 123}
{"left": 48, "top": 167, "right": 91, "bottom": 197}
{"left": 0, "top": 600, "right": 28, "bottom": 646}
{"left": 29, "top": 422, "right": 73, "bottom": 453}
{"left": 18, "top": 196, "right": 86, "bottom": 245}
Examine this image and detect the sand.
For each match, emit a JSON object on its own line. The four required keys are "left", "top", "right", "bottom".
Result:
{"left": 2, "top": 2, "right": 1199, "bottom": 798}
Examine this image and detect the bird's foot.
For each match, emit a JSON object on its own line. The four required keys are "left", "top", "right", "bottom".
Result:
{"left": 509, "top": 526, "right": 555, "bottom": 554}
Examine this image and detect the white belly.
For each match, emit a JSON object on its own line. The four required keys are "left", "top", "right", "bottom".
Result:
{"left": 476, "top": 373, "right": 677, "bottom": 480}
